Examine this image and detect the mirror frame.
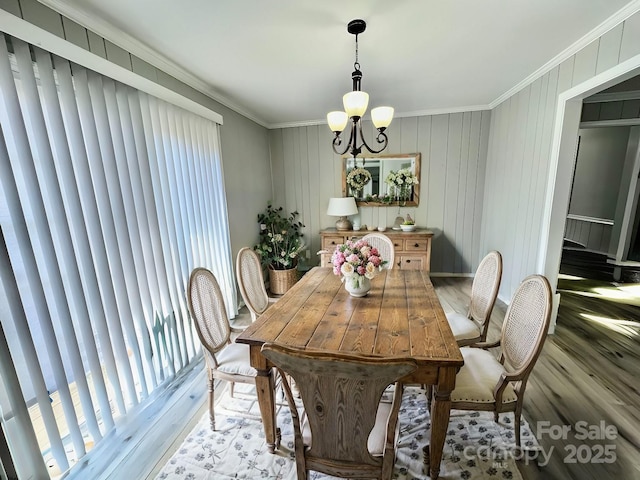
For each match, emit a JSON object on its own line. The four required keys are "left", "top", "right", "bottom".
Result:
{"left": 341, "top": 153, "right": 421, "bottom": 207}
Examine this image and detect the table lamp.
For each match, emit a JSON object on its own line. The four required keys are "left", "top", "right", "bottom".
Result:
{"left": 327, "top": 197, "right": 358, "bottom": 231}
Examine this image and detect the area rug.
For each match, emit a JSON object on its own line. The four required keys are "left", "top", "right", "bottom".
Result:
{"left": 155, "top": 385, "right": 538, "bottom": 479}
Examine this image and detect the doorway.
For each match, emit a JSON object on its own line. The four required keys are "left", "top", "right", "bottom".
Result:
{"left": 541, "top": 55, "right": 640, "bottom": 329}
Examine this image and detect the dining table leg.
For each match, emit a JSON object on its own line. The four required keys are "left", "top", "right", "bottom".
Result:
{"left": 250, "top": 346, "right": 279, "bottom": 453}
{"left": 428, "top": 368, "right": 456, "bottom": 479}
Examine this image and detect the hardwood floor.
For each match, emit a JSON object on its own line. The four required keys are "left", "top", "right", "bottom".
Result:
{"left": 432, "top": 275, "right": 640, "bottom": 480}
{"left": 145, "top": 275, "right": 640, "bottom": 480}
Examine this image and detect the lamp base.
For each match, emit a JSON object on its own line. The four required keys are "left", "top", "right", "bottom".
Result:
{"left": 335, "top": 216, "right": 353, "bottom": 231}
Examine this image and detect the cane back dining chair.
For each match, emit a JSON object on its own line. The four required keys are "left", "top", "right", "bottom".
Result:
{"left": 447, "top": 251, "right": 502, "bottom": 346}
{"left": 447, "top": 274, "right": 552, "bottom": 448}
{"left": 361, "top": 232, "right": 395, "bottom": 270}
{"left": 236, "top": 247, "right": 278, "bottom": 322}
{"left": 261, "top": 343, "right": 417, "bottom": 480}
{"left": 187, "top": 267, "right": 259, "bottom": 430}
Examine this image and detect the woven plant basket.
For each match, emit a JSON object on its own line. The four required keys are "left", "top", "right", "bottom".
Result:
{"left": 268, "top": 265, "right": 298, "bottom": 295}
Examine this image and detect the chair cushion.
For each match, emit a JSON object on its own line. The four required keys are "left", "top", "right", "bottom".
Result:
{"left": 214, "top": 342, "right": 258, "bottom": 377}
{"left": 446, "top": 312, "right": 481, "bottom": 341}
{"left": 301, "top": 400, "right": 392, "bottom": 456}
{"left": 451, "top": 348, "right": 517, "bottom": 404}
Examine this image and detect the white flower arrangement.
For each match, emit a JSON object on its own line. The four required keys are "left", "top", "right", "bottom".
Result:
{"left": 346, "top": 167, "right": 372, "bottom": 194}
{"left": 384, "top": 167, "right": 419, "bottom": 189}
{"left": 384, "top": 168, "right": 419, "bottom": 202}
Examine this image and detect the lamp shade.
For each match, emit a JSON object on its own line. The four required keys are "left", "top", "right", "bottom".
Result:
{"left": 326, "top": 197, "right": 358, "bottom": 217}
{"left": 371, "top": 106, "right": 394, "bottom": 129}
{"left": 343, "top": 91, "right": 369, "bottom": 118}
{"left": 327, "top": 111, "right": 348, "bottom": 133}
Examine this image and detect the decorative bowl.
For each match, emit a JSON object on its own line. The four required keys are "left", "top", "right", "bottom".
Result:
{"left": 400, "top": 224, "right": 416, "bottom": 232}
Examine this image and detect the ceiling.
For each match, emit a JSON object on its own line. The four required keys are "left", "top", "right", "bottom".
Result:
{"left": 44, "top": 0, "right": 637, "bottom": 128}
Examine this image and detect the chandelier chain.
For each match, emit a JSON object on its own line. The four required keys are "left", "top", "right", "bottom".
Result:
{"left": 354, "top": 33, "right": 360, "bottom": 70}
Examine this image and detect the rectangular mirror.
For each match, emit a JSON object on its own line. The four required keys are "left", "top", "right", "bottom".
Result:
{"left": 342, "top": 153, "right": 421, "bottom": 206}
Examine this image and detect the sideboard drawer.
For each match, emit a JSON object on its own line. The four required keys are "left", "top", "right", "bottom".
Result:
{"left": 405, "top": 239, "right": 428, "bottom": 252}
{"left": 391, "top": 239, "right": 404, "bottom": 250}
{"left": 398, "top": 255, "right": 425, "bottom": 270}
{"left": 322, "top": 236, "right": 345, "bottom": 249}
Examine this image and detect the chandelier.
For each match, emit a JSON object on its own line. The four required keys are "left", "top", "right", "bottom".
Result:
{"left": 327, "top": 19, "right": 394, "bottom": 157}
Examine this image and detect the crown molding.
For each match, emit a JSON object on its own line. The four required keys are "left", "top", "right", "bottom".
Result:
{"left": 38, "top": 0, "right": 268, "bottom": 128}
{"left": 268, "top": 104, "right": 491, "bottom": 130}
{"left": 36, "top": 0, "right": 640, "bottom": 129}
{"left": 489, "top": 0, "right": 640, "bottom": 109}
{"left": 1, "top": 9, "right": 223, "bottom": 124}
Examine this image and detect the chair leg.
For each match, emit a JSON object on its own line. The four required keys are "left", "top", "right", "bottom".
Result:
{"left": 230, "top": 381, "right": 235, "bottom": 398}
{"left": 494, "top": 411, "right": 499, "bottom": 423}
{"left": 426, "top": 385, "right": 433, "bottom": 410}
{"left": 208, "top": 371, "right": 215, "bottom": 431}
{"left": 514, "top": 404, "right": 524, "bottom": 449}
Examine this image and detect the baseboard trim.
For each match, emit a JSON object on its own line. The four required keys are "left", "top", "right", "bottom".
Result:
{"left": 429, "top": 272, "right": 474, "bottom": 278}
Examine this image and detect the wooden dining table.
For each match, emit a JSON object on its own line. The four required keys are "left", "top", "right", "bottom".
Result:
{"left": 236, "top": 267, "right": 464, "bottom": 479}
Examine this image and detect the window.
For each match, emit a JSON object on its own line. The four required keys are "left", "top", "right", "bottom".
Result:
{"left": 0, "top": 33, "right": 233, "bottom": 477}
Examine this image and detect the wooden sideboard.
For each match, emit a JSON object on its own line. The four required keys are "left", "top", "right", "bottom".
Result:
{"left": 319, "top": 228, "right": 433, "bottom": 272}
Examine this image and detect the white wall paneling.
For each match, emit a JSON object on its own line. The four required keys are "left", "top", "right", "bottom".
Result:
{"left": 484, "top": 10, "right": 640, "bottom": 327}
{"left": 269, "top": 112, "right": 491, "bottom": 274}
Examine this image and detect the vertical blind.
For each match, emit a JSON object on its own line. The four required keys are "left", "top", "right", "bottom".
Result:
{"left": 0, "top": 32, "right": 234, "bottom": 478}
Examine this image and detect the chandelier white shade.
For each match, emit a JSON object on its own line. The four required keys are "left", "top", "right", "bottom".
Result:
{"left": 343, "top": 91, "right": 369, "bottom": 118}
{"left": 326, "top": 111, "right": 348, "bottom": 132}
{"left": 371, "top": 106, "right": 394, "bottom": 129}
{"left": 327, "top": 19, "right": 394, "bottom": 157}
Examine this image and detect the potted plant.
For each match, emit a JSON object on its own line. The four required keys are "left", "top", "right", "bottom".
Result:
{"left": 254, "top": 203, "right": 306, "bottom": 294}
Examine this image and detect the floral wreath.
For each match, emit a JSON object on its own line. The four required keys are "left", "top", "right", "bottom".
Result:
{"left": 346, "top": 167, "right": 372, "bottom": 191}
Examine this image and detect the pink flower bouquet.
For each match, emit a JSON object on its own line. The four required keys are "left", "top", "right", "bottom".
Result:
{"left": 331, "top": 239, "right": 387, "bottom": 288}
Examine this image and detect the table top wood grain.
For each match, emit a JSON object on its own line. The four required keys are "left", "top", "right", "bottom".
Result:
{"left": 236, "top": 267, "right": 463, "bottom": 368}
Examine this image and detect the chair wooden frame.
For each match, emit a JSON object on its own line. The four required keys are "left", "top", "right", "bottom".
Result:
{"left": 361, "top": 232, "right": 395, "bottom": 270}
{"left": 262, "top": 343, "right": 416, "bottom": 480}
{"left": 447, "top": 274, "right": 552, "bottom": 448}
{"left": 187, "top": 267, "right": 258, "bottom": 430}
{"left": 447, "top": 250, "right": 502, "bottom": 346}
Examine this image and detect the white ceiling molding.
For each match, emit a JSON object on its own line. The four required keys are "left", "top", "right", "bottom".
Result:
{"left": 0, "top": 10, "right": 223, "bottom": 124}
{"left": 38, "top": 0, "right": 267, "bottom": 127}
{"left": 34, "top": 0, "right": 500, "bottom": 130}
{"left": 489, "top": 0, "right": 640, "bottom": 110}
{"left": 35, "top": 0, "right": 640, "bottom": 129}
{"left": 270, "top": 104, "right": 491, "bottom": 130}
